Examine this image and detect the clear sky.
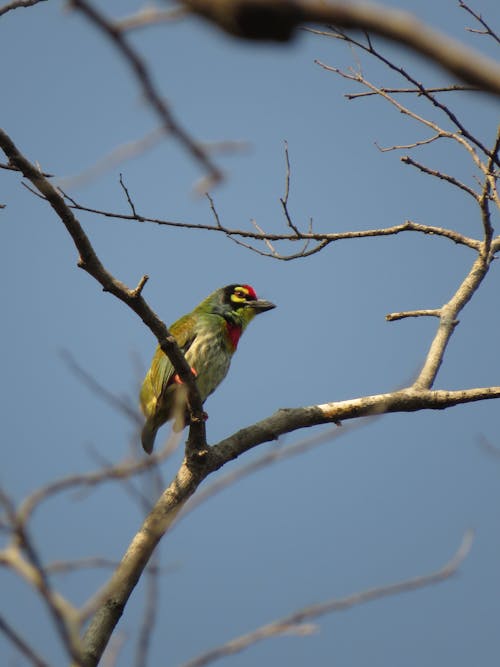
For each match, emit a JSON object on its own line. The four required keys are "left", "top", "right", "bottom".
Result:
{"left": 1, "top": 1, "right": 499, "bottom": 666}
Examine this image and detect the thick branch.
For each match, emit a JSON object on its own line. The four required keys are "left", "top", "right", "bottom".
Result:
{"left": 80, "top": 460, "right": 203, "bottom": 666}
{"left": 78, "top": 384, "right": 498, "bottom": 665}
{"left": 207, "top": 387, "right": 500, "bottom": 467}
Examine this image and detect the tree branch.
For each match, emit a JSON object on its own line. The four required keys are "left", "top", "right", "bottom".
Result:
{"left": 0, "top": 0, "right": 46, "bottom": 17}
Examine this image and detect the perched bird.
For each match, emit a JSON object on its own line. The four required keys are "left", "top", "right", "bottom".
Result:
{"left": 139, "top": 284, "right": 275, "bottom": 453}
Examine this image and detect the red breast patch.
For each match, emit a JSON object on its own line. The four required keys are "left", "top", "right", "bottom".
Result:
{"left": 226, "top": 321, "right": 242, "bottom": 350}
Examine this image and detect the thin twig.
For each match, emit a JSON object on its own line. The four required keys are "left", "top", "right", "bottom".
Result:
{"left": 459, "top": 1, "right": 500, "bottom": 45}
{"left": 312, "top": 28, "right": 499, "bottom": 168}
{"left": 345, "top": 84, "right": 478, "bottom": 99}
{"left": 386, "top": 309, "right": 442, "bottom": 322}
{"left": 401, "top": 155, "right": 479, "bottom": 200}
{"left": 375, "top": 134, "right": 442, "bottom": 152}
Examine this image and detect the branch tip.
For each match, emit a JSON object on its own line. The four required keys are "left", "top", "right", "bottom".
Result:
{"left": 131, "top": 274, "right": 149, "bottom": 298}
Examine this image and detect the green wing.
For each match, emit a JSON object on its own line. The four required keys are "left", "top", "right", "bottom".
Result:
{"left": 146, "top": 313, "right": 197, "bottom": 401}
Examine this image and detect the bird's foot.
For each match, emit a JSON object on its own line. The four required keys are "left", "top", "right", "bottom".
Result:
{"left": 173, "top": 367, "right": 198, "bottom": 384}
{"left": 190, "top": 410, "right": 208, "bottom": 425}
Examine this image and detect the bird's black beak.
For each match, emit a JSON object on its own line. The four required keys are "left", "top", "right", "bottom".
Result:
{"left": 251, "top": 299, "right": 276, "bottom": 313}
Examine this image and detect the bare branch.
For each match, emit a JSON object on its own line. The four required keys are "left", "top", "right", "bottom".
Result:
{"left": 0, "top": 0, "right": 46, "bottom": 17}
{"left": 62, "top": 191, "right": 482, "bottom": 252}
{"left": 119, "top": 173, "right": 141, "bottom": 219}
{"left": 179, "top": 530, "right": 474, "bottom": 667}
{"left": 375, "top": 134, "right": 442, "bottom": 152}
{"left": 312, "top": 27, "right": 499, "bottom": 167}
{"left": 460, "top": 1, "right": 500, "bottom": 45}
{"left": 75, "top": 381, "right": 499, "bottom": 667}
{"left": 206, "top": 387, "right": 500, "bottom": 469}
{"left": 413, "top": 250, "right": 493, "bottom": 389}
{"left": 401, "top": 155, "right": 479, "bottom": 200}
{"left": 345, "top": 84, "right": 479, "bottom": 100}
{"left": 116, "top": 5, "right": 188, "bottom": 32}
{"left": 386, "top": 309, "right": 442, "bottom": 322}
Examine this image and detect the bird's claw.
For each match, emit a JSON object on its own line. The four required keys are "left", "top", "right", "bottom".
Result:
{"left": 173, "top": 367, "right": 198, "bottom": 385}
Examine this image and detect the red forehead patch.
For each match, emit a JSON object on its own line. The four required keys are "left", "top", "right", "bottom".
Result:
{"left": 243, "top": 284, "right": 257, "bottom": 300}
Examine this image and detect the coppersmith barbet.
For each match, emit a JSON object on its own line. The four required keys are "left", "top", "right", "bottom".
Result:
{"left": 140, "top": 284, "right": 275, "bottom": 453}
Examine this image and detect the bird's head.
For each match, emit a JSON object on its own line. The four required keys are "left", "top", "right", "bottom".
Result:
{"left": 207, "top": 284, "right": 276, "bottom": 328}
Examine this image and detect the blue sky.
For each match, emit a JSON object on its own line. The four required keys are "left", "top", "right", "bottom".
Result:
{"left": 1, "top": 1, "right": 499, "bottom": 666}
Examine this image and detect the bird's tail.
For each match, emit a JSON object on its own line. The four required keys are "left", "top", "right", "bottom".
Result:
{"left": 141, "top": 418, "right": 159, "bottom": 455}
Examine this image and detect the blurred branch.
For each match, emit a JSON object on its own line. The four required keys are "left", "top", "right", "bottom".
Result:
{"left": 179, "top": 530, "right": 474, "bottom": 667}
{"left": 0, "top": 613, "right": 51, "bottom": 667}
{"left": 56, "top": 128, "right": 165, "bottom": 191}
{"left": 69, "top": 0, "right": 223, "bottom": 190}
{"left": 133, "top": 549, "right": 160, "bottom": 667}
{"left": 17, "top": 438, "right": 177, "bottom": 525}
{"left": 60, "top": 349, "right": 142, "bottom": 425}
{"left": 116, "top": 5, "right": 188, "bottom": 31}
{"left": 179, "top": 423, "right": 347, "bottom": 520}
{"left": 0, "top": 490, "right": 82, "bottom": 663}
{"left": 180, "top": 0, "right": 500, "bottom": 94}
{"left": 46, "top": 557, "right": 174, "bottom": 576}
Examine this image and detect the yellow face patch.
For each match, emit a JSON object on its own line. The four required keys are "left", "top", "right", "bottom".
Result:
{"left": 230, "top": 286, "right": 250, "bottom": 304}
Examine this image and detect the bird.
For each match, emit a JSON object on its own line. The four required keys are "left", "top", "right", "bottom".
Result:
{"left": 139, "top": 284, "right": 276, "bottom": 454}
